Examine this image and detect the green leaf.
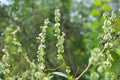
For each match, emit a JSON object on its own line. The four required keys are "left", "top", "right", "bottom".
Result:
{"left": 111, "top": 52, "right": 120, "bottom": 75}
{"left": 93, "top": 0, "right": 102, "bottom": 6}
{"left": 50, "top": 75, "right": 54, "bottom": 79}
{"left": 0, "top": 66, "right": 3, "bottom": 74}
{"left": 116, "top": 49, "right": 120, "bottom": 56}
{"left": 68, "top": 76, "right": 74, "bottom": 80}
{"left": 102, "top": 0, "right": 111, "bottom": 2}
{"left": 51, "top": 72, "right": 68, "bottom": 78}
{"left": 91, "top": 9, "right": 100, "bottom": 16}
{"left": 101, "top": 4, "right": 111, "bottom": 10}
{"left": 113, "top": 18, "right": 120, "bottom": 34}
{"left": 91, "top": 21, "right": 99, "bottom": 26}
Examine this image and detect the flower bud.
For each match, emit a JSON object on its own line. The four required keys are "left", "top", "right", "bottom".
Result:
{"left": 90, "top": 72, "right": 99, "bottom": 80}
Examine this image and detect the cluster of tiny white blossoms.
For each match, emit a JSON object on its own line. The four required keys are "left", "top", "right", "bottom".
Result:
{"left": 89, "top": 48, "right": 116, "bottom": 80}
{"left": 36, "top": 19, "right": 49, "bottom": 72}
{"left": 1, "top": 26, "right": 22, "bottom": 79}
{"left": 35, "top": 19, "right": 51, "bottom": 80}
{"left": 11, "top": 26, "right": 23, "bottom": 53}
{"left": 3, "top": 8, "right": 120, "bottom": 80}
{"left": 89, "top": 11, "right": 119, "bottom": 80}
{"left": 1, "top": 26, "right": 38, "bottom": 80}
{"left": 12, "top": 27, "right": 37, "bottom": 80}
{"left": 101, "top": 11, "right": 116, "bottom": 49}
{"left": 1, "top": 46, "right": 10, "bottom": 79}
{"left": 54, "top": 9, "right": 71, "bottom": 75}
{"left": 0, "top": 9, "right": 71, "bottom": 80}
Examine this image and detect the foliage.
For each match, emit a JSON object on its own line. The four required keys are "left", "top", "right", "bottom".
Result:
{"left": 0, "top": 0, "right": 120, "bottom": 80}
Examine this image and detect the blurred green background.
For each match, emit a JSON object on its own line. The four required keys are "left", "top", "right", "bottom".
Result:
{"left": 0, "top": 0, "right": 120, "bottom": 80}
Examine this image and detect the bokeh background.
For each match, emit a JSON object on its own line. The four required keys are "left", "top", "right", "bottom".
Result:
{"left": 0, "top": 0, "right": 120, "bottom": 80}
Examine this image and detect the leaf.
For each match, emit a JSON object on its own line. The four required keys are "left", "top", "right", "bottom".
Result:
{"left": 50, "top": 75, "right": 54, "bottom": 79}
{"left": 101, "top": 4, "right": 111, "bottom": 10}
{"left": 111, "top": 52, "right": 120, "bottom": 75}
{"left": 102, "top": 0, "right": 111, "bottom": 2}
{"left": 91, "top": 9, "right": 100, "bottom": 16}
{"left": 68, "top": 76, "right": 74, "bottom": 80}
{"left": 0, "top": 66, "right": 3, "bottom": 74}
{"left": 51, "top": 72, "right": 68, "bottom": 78}
{"left": 91, "top": 21, "right": 99, "bottom": 26}
{"left": 116, "top": 51, "right": 120, "bottom": 55}
{"left": 93, "top": 0, "right": 102, "bottom": 6}
{"left": 113, "top": 18, "right": 120, "bottom": 34}
{"left": 116, "top": 48, "right": 120, "bottom": 56}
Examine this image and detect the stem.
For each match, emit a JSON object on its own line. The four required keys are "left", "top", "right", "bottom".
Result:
{"left": 75, "top": 63, "right": 91, "bottom": 80}
{"left": 100, "top": 47, "right": 106, "bottom": 54}
{"left": 45, "top": 65, "right": 64, "bottom": 71}
{"left": 75, "top": 47, "right": 106, "bottom": 80}
{"left": 74, "top": 67, "right": 80, "bottom": 78}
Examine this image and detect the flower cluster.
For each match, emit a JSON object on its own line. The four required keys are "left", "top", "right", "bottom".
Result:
{"left": 11, "top": 27, "right": 23, "bottom": 53}
{"left": 88, "top": 48, "right": 103, "bottom": 80}
{"left": 101, "top": 11, "right": 116, "bottom": 49}
{"left": 89, "top": 48, "right": 104, "bottom": 65}
{"left": 54, "top": 9, "right": 71, "bottom": 75}
{"left": 0, "top": 9, "right": 71, "bottom": 80}
{"left": 1, "top": 26, "right": 22, "bottom": 79}
{"left": 36, "top": 19, "right": 49, "bottom": 71}
{"left": 89, "top": 48, "right": 115, "bottom": 80}
{"left": 2, "top": 8, "right": 120, "bottom": 80}
{"left": 1, "top": 46, "right": 10, "bottom": 78}
{"left": 89, "top": 11, "right": 119, "bottom": 80}
{"left": 1, "top": 26, "right": 39, "bottom": 80}
{"left": 36, "top": 19, "right": 51, "bottom": 79}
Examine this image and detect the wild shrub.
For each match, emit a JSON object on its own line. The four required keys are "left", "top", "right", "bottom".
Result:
{"left": 0, "top": 8, "right": 120, "bottom": 80}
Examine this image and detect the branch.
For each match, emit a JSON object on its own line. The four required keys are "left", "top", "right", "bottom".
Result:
{"left": 75, "top": 63, "right": 91, "bottom": 80}
{"left": 75, "top": 47, "right": 107, "bottom": 80}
